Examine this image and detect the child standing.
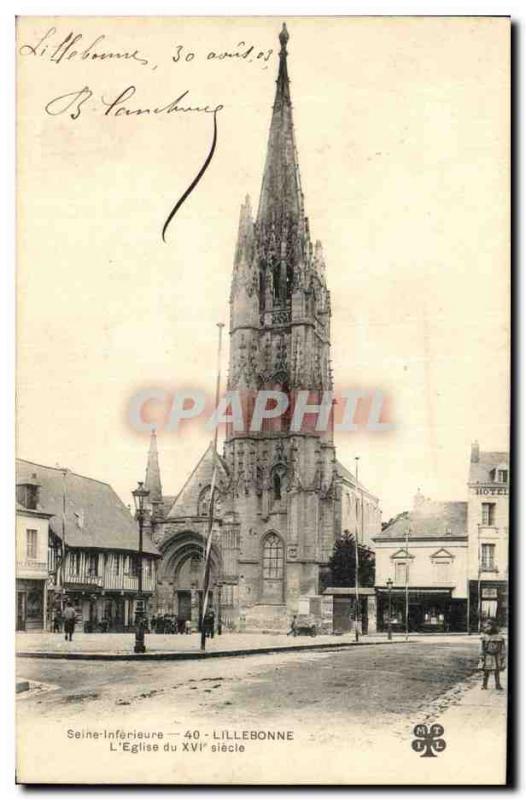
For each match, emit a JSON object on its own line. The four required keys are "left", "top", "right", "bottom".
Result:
{"left": 480, "top": 619, "right": 506, "bottom": 690}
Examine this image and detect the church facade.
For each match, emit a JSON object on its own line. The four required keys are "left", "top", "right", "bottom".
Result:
{"left": 147, "top": 25, "right": 381, "bottom": 631}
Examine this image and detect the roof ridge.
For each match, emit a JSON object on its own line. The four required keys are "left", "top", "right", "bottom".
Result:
{"left": 16, "top": 458, "right": 114, "bottom": 488}
{"left": 167, "top": 442, "right": 219, "bottom": 512}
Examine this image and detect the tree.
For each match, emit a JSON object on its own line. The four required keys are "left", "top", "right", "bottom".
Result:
{"left": 325, "top": 530, "right": 375, "bottom": 588}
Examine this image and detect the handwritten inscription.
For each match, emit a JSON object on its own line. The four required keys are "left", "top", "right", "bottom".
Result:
{"left": 19, "top": 27, "right": 273, "bottom": 71}
{"left": 19, "top": 27, "right": 150, "bottom": 66}
{"left": 18, "top": 23, "right": 267, "bottom": 242}
{"left": 44, "top": 85, "right": 223, "bottom": 121}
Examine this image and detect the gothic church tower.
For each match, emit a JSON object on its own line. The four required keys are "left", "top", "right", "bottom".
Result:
{"left": 223, "top": 24, "right": 337, "bottom": 628}
{"left": 150, "top": 25, "right": 381, "bottom": 632}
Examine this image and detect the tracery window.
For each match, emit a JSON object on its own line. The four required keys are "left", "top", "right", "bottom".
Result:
{"left": 263, "top": 533, "right": 284, "bottom": 580}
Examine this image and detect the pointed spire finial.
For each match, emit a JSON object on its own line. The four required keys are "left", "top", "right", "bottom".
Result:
{"left": 144, "top": 427, "right": 163, "bottom": 506}
{"left": 279, "top": 23, "right": 289, "bottom": 51}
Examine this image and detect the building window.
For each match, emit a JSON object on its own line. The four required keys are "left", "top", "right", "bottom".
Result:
{"left": 113, "top": 554, "right": 121, "bottom": 576}
{"left": 26, "top": 529, "right": 38, "bottom": 560}
{"left": 432, "top": 560, "right": 451, "bottom": 584}
{"left": 144, "top": 559, "right": 153, "bottom": 579}
{"left": 86, "top": 553, "right": 98, "bottom": 576}
{"left": 394, "top": 561, "right": 408, "bottom": 585}
{"left": 497, "top": 469, "right": 508, "bottom": 483}
{"left": 263, "top": 533, "right": 284, "bottom": 580}
{"left": 69, "top": 551, "right": 81, "bottom": 576}
{"left": 481, "top": 502, "right": 496, "bottom": 526}
{"left": 17, "top": 484, "right": 38, "bottom": 510}
{"left": 481, "top": 543, "right": 496, "bottom": 571}
{"left": 221, "top": 584, "right": 234, "bottom": 607}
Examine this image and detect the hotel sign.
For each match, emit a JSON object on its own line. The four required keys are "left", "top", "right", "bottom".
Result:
{"left": 474, "top": 487, "right": 508, "bottom": 496}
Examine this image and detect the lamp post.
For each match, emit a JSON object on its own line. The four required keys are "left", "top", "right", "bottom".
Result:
{"left": 132, "top": 480, "right": 150, "bottom": 654}
{"left": 216, "top": 580, "right": 223, "bottom": 636}
{"left": 386, "top": 577, "right": 393, "bottom": 641}
{"left": 354, "top": 457, "right": 360, "bottom": 642}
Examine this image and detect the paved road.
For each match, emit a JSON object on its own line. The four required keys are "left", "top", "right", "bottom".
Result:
{"left": 18, "top": 639, "right": 479, "bottom": 722}
{"left": 17, "top": 639, "right": 506, "bottom": 784}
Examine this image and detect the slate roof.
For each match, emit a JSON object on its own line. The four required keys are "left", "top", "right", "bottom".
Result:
{"left": 16, "top": 459, "right": 160, "bottom": 555}
{"left": 166, "top": 443, "right": 229, "bottom": 518}
{"left": 375, "top": 501, "right": 468, "bottom": 541}
{"left": 335, "top": 460, "right": 378, "bottom": 501}
{"left": 469, "top": 451, "right": 509, "bottom": 484}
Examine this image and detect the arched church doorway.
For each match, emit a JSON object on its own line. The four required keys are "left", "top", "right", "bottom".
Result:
{"left": 158, "top": 530, "right": 222, "bottom": 628}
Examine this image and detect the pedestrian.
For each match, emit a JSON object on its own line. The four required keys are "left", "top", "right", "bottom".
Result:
{"left": 63, "top": 601, "right": 76, "bottom": 642}
{"left": 287, "top": 614, "right": 297, "bottom": 636}
{"left": 479, "top": 618, "right": 506, "bottom": 690}
{"left": 52, "top": 610, "right": 61, "bottom": 633}
{"left": 205, "top": 609, "right": 215, "bottom": 638}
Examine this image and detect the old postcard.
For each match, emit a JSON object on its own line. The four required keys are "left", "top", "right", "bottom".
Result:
{"left": 16, "top": 16, "right": 510, "bottom": 785}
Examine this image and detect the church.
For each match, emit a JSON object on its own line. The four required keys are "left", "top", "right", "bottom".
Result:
{"left": 145, "top": 25, "right": 381, "bottom": 632}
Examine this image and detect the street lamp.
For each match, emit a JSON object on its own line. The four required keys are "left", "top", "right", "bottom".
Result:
{"left": 132, "top": 480, "right": 150, "bottom": 654}
{"left": 386, "top": 578, "right": 393, "bottom": 641}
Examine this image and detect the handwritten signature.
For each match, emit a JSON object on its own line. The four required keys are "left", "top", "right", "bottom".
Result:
{"left": 44, "top": 85, "right": 223, "bottom": 120}
{"left": 42, "top": 85, "right": 223, "bottom": 241}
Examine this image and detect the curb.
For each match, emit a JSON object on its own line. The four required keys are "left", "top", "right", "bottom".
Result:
{"left": 16, "top": 638, "right": 416, "bottom": 662}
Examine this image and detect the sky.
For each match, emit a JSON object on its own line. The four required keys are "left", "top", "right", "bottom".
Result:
{"left": 17, "top": 16, "right": 509, "bottom": 520}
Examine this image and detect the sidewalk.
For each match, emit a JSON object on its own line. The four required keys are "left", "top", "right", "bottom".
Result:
{"left": 416, "top": 670, "right": 508, "bottom": 784}
{"left": 16, "top": 630, "right": 473, "bottom": 661}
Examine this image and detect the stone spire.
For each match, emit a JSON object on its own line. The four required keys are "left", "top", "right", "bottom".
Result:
{"left": 144, "top": 428, "right": 163, "bottom": 507}
{"left": 257, "top": 23, "right": 304, "bottom": 231}
{"left": 230, "top": 194, "right": 258, "bottom": 333}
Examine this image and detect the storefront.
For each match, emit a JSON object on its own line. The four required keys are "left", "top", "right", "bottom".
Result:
{"left": 376, "top": 588, "right": 467, "bottom": 633}
{"left": 16, "top": 578, "right": 46, "bottom": 631}
{"left": 468, "top": 580, "right": 508, "bottom": 630}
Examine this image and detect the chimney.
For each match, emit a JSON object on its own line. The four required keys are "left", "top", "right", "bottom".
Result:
{"left": 471, "top": 440, "right": 480, "bottom": 463}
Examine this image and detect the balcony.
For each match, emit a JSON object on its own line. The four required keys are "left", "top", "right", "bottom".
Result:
{"left": 478, "top": 526, "right": 500, "bottom": 538}
{"left": 66, "top": 574, "right": 104, "bottom": 588}
{"left": 480, "top": 565, "right": 499, "bottom": 575}
{"left": 104, "top": 573, "right": 156, "bottom": 593}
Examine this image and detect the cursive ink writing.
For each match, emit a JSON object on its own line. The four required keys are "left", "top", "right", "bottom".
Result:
{"left": 41, "top": 83, "right": 223, "bottom": 239}
{"left": 101, "top": 85, "right": 223, "bottom": 116}
{"left": 45, "top": 86, "right": 93, "bottom": 120}
{"left": 161, "top": 107, "right": 219, "bottom": 242}
{"left": 19, "top": 27, "right": 150, "bottom": 66}
{"left": 43, "top": 85, "right": 224, "bottom": 120}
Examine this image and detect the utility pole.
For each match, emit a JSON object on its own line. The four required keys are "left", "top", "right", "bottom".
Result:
{"left": 405, "top": 520, "right": 410, "bottom": 641}
{"left": 354, "top": 457, "right": 360, "bottom": 642}
{"left": 200, "top": 323, "right": 225, "bottom": 652}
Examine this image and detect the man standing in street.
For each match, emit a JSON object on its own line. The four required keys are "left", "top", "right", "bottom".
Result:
{"left": 63, "top": 601, "right": 76, "bottom": 642}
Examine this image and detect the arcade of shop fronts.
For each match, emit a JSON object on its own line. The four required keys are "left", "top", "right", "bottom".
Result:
{"left": 372, "top": 443, "right": 509, "bottom": 634}
{"left": 16, "top": 459, "right": 160, "bottom": 632}
{"left": 16, "top": 442, "right": 509, "bottom": 635}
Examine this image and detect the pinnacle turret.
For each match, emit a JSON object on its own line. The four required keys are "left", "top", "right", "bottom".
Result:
{"left": 144, "top": 428, "right": 163, "bottom": 507}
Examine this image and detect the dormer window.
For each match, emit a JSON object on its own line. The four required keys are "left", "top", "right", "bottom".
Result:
{"left": 16, "top": 476, "right": 40, "bottom": 510}
{"left": 497, "top": 469, "right": 508, "bottom": 484}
